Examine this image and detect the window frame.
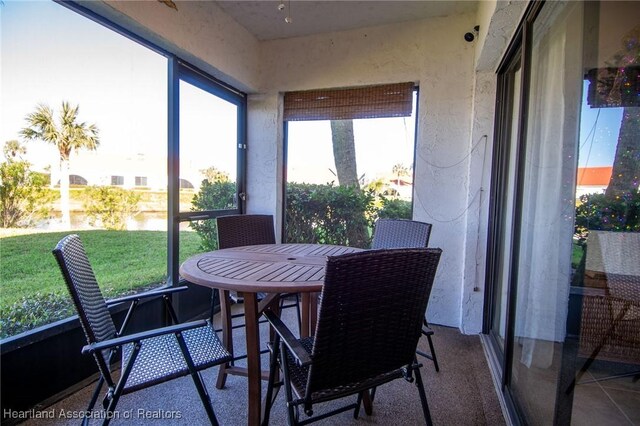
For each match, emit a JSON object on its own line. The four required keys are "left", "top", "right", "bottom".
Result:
{"left": 168, "top": 59, "right": 247, "bottom": 285}
{"left": 281, "top": 86, "right": 420, "bottom": 242}
{"left": 0, "top": 0, "right": 247, "bottom": 346}
{"left": 483, "top": 2, "right": 543, "bottom": 423}
{"left": 0, "top": 0, "right": 244, "bottom": 417}
{"left": 111, "top": 175, "right": 124, "bottom": 186}
{"left": 61, "top": 1, "right": 248, "bottom": 289}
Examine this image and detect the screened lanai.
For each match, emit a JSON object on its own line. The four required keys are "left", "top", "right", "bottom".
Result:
{"left": 1, "top": 1, "right": 638, "bottom": 425}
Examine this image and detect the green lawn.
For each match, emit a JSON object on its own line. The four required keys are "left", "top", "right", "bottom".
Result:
{"left": 0, "top": 230, "right": 203, "bottom": 337}
{"left": 571, "top": 240, "right": 585, "bottom": 270}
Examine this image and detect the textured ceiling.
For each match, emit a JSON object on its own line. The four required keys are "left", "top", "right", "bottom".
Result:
{"left": 215, "top": 1, "right": 478, "bottom": 41}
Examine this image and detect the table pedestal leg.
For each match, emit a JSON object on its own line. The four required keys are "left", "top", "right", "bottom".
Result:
{"left": 300, "top": 292, "right": 319, "bottom": 338}
{"left": 309, "top": 292, "right": 318, "bottom": 334}
{"left": 243, "top": 292, "right": 262, "bottom": 425}
{"left": 300, "top": 293, "right": 310, "bottom": 338}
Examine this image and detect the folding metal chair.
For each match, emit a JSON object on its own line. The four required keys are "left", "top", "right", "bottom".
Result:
{"left": 53, "top": 235, "right": 231, "bottom": 426}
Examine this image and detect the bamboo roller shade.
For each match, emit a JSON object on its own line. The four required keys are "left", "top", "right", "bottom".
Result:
{"left": 283, "top": 82, "right": 415, "bottom": 121}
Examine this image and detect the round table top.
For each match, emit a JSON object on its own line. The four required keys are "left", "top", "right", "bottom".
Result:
{"left": 179, "top": 243, "right": 362, "bottom": 293}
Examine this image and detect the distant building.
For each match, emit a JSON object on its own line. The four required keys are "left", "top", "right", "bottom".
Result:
{"left": 576, "top": 166, "right": 612, "bottom": 198}
{"left": 38, "top": 149, "right": 204, "bottom": 193}
{"left": 387, "top": 177, "right": 413, "bottom": 200}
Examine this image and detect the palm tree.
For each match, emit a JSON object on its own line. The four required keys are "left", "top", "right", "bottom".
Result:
{"left": 3, "top": 140, "right": 26, "bottom": 159}
{"left": 365, "top": 177, "right": 387, "bottom": 196}
{"left": 21, "top": 102, "right": 99, "bottom": 228}
{"left": 601, "top": 26, "right": 640, "bottom": 198}
{"left": 392, "top": 163, "right": 410, "bottom": 186}
{"left": 330, "top": 120, "right": 359, "bottom": 187}
{"left": 606, "top": 107, "right": 640, "bottom": 198}
{"left": 330, "top": 119, "right": 369, "bottom": 246}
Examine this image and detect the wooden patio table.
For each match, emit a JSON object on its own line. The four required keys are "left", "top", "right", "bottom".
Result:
{"left": 179, "top": 243, "right": 362, "bottom": 426}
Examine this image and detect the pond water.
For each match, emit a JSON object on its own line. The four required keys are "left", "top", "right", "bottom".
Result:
{"left": 37, "top": 212, "right": 194, "bottom": 232}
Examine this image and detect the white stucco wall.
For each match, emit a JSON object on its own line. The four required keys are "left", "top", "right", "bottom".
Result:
{"left": 248, "top": 15, "right": 479, "bottom": 329}
{"left": 250, "top": 5, "right": 524, "bottom": 331}
{"left": 458, "top": 0, "right": 527, "bottom": 333}
{"left": 476, "top": 0, "right": 528, "bottom": 73}
{"left": 460, "top": 71, "right": 495, "bottom": 333}
{"left": 85, "top": 0, "right": 525, "bottom": 333}
{"left": 246, "top": 93, "right": 284, "bottom": 241}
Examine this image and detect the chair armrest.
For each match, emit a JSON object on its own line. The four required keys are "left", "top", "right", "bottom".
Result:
{"left": 82, "top": 319, "right": 209, "bottom": 355}
{"left": 106, "top": 286, "right": 188, "bottom": 306}
{"left": 263, "top": 310, "right": 312, "bottom": 367}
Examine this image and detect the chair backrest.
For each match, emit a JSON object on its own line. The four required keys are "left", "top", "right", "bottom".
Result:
{"left": 52, "top": 235, "right": 117, "bottom": 373}
{"left": 308, "top": 248, "right": 442, "bottom": 394}
{"left": 371, "top": 219, "right": 432, "bottom": 249}
{"left": 216, "top": 214, "right": 276, "bottom": 249}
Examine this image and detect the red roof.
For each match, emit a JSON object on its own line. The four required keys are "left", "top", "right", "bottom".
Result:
{"left": 388, "top": 178, "right": 412, "bottom": 186}
{"left": 577, "top": 166, "right": 612, "bottom": 186}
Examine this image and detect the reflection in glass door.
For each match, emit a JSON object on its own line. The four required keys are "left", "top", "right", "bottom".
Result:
{"left": 568, "top": 1, "right": 640, "bottom": 424}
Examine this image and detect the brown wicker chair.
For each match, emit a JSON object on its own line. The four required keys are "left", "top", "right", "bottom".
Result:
{"left": 262, "top": 248, "right": 442, "bottom": 426}
{"left": 575, "top": 231, "right": 640, "bottom": 385}
{"left": 214, "top": 214, "right": 301, "bottom": 389}
{"left": 371, "top": 218, "right": 439, "bottom": 371}
{"left": 371, "top": 218, "right": 432, "bottom": 250}
{"left": 53, "top": 235, "right": 231, "bottom": 426}
{"left": 577, "top": 273, "right": 640, "bottom": 383}
{"left": 217, "top": 214, "right": 276, "bottom": 251}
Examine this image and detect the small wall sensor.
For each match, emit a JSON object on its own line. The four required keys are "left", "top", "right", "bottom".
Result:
{"left": 464, "top": 25, "right": 480, "bottom": 42}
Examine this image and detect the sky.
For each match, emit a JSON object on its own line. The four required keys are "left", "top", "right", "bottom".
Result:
{"left": 1, "top": 0, "right": 166, "bottom": 172}
{"left": 287, "top": 107, "right": 416, "bottom": 185}
{"left": 578, "top": 81, "right": 622, "bottom": 168}
{"left": 0, "top": 0, "right": 237, "bottom": 188}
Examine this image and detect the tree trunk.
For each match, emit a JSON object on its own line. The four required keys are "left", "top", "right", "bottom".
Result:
{"left": 59, "top": 158, "right": 71, "bottom": 229}
{"left": 330, "top": 120, "right": 368, "bottom": 247}
{"left": 330, "top": 120, "right": 359, "bottom": 187}
{"left": 605, "top": 107, "right": 640, "bottom": 198}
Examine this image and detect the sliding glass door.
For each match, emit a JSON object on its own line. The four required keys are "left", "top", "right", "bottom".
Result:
{"left": 486, "top": 1, "right": 639, "bottom": 424}
{"left": 508, "top": 2, "right": 583, "bottom": 422}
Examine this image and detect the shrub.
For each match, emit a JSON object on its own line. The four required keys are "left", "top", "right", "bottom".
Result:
{"left": 0, "top": 292, "right": 74, "bottom": 339}
{"left": 377, "top": 196, "right": 412, "bottom": 220}
{"left": 286, "top": 182, "right": 375, "bottom": 248}
{"left": 575, "top": 191, "right": 640, "bottom": 238}
{"left": 189, "top": 172, "right": 411, "bottom": 250}
{"left": 82, "top": 186, "right": 141, "bottom": 230}
{"left": 0, "top": 148, "right": 54, "bottom": 228}
{"left": 190, "top": 170, "right": 236, "bottom": 251}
